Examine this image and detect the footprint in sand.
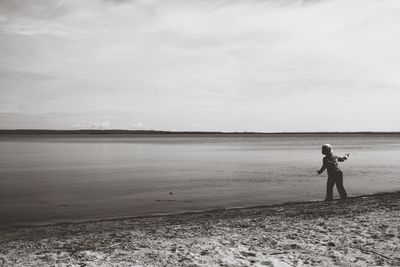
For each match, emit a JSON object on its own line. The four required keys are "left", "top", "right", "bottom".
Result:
{"left": 259, "top": 257, "right": 292, "bottom": 267}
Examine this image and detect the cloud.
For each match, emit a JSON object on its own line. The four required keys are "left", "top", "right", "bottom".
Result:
{"left": 91, "top": 121, "right": 111, "bottom": 129}
{"left": 0, "top": 68, "right": 56, "bottom": 81}
{"left": 131, "top": 121, "right": 145, "bottom": 130}
{"left": 0, "top": 0, "right": 400, "bottom": 131}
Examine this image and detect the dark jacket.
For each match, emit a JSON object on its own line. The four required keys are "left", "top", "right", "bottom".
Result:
{"left": 319, "top": 153, "right": 348, "bottom": 176}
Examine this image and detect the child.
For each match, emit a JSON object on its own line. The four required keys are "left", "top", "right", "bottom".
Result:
{"left": 317, "top": 144, "right": 349, "bottom": 201}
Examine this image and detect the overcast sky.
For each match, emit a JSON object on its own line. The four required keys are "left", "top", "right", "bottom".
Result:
{"left": 0, "top": 0, "right": 399, "bottom": 131}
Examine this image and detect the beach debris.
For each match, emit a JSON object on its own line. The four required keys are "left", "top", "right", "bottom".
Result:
{"left": 199, "top": 249, "right": 208, "bottom": 255}
{"left": 328, "top": 242, "right": 336, "bottom": 247}
{"left": 240, "top": 251, "right": 257, "bottom": 257}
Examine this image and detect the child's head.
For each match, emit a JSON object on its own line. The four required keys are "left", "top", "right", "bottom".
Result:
{"left": 321, "top": 144, "right": 332, "bottom": 155}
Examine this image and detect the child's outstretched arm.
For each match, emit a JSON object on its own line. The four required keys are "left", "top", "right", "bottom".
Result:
{"left": 337, "top": 153, "right": 350, "bottom": 162}
{"left": 317, "top": 157, "right": 327, "bottom": 174}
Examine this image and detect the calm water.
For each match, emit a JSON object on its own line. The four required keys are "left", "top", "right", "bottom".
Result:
{"left": 0, "top": 134, "right": 399, "bottom": 225}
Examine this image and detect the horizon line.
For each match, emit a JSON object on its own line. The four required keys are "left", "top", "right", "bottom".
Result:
{"left": 0, "top": 129, "right": 399, "bottom": 135}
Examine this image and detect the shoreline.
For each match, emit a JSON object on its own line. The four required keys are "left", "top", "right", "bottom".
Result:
{"left": 3, "top": 191, "right": 396, "bottom": 228}
{"left": 1, "top": 191, "right": 399, "bottom": 266}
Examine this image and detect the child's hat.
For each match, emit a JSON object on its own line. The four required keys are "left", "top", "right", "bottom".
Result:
{"left": 322, "top": 144, "right": 332, "bottom": 151}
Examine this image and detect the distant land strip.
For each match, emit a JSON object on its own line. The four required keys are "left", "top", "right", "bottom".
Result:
{"left": 0, "top": 129, "right": 399, "bottom": 135}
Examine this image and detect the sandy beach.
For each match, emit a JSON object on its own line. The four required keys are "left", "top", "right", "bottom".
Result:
{"left": 1, "top": 192, "right": 399, "bottom": 267}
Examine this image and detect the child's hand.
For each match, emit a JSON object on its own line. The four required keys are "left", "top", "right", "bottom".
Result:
{"left": 317, "top": 170, "right": 322, "bottom": 175}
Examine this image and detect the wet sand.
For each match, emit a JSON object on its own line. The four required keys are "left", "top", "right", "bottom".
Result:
{"left": 0, "top": 192, "right": 399, "bottom": 266}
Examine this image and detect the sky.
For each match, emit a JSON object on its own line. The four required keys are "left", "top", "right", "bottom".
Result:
{"left": 0, "top": 0, "right": 399, "bottom": 132}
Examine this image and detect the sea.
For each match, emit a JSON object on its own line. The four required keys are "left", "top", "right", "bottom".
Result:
{"left": 0, "top": 133, "right": 399, "bottom": 225}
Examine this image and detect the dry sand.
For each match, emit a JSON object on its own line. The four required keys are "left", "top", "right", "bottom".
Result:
{"left": 1, "top": 192, "right": 399, "bottom": 267}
